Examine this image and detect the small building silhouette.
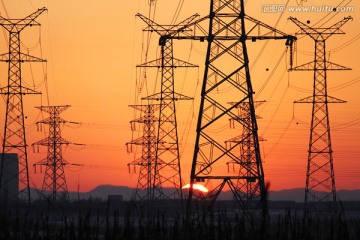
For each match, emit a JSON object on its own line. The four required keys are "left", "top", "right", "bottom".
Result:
{"left": 108, "top": 195, "right": 123, "bottom": 203}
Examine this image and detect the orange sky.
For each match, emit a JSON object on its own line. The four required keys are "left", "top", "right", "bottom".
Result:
{"left": 0, "top": 0, "right": 359, "bottom": 193}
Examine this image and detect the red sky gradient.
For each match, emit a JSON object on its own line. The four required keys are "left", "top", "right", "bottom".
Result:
{"left": 0, "top": 0, "right": 359, "bottom": 193}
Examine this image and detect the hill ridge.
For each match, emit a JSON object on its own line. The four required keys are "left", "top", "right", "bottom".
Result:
{"left": 30, "top": 185, "right": 360, "bottom": 202}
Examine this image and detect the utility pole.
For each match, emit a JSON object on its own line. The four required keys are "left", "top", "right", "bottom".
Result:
{"left": 32, "top": 105, "right": 73, "bottom": 201}
{"left": 289, "top": 16, "right": 352, "bottom": 213}
{"left": 0, "top": 8, "right": 47, "bottom": 203}
{"left": 136, "top": 15, "right": 198, "bottom": 201}
{"left": 126, "top": 104, "right": 159, "bottom": 203}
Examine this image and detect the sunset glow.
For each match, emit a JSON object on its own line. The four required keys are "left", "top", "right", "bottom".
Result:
{"left": 0, "top": 0, "right": 359, "bottom": 194}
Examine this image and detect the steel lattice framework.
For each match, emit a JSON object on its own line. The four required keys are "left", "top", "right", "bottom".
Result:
{"left": 126, "top": 104, "right": 160, "bottom": 202}
{"left": 32, "top": 105, "right": 71, "bottom": 201}
{"left": 184, "top": 0, "right": 295, "bottom": 220}
{"left": 289, "top": 17, "right": 352, "bottom": 212}
{"left": 138, "top": 0, "right": 295, "bottom": 222}
{"left": 0, "top": 8, "right": 47, "bottom": 203}
{"left": 162, "top": 0, "right": 296, "bottom": 223}
{"left": 136, "top": 15, "right": 198, "bottom": 200}
{"left": 224, "top": 101, "right": 266, "bottom": 210}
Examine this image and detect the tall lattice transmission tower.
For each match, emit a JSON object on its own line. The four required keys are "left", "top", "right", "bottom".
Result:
{"left": 135, "top": 14, "right": 198, "bottom": 201}
{"left": 32, "top": 105, "right": 73, "bottom": 201}
{"left": 154, "top": 0, "right": 295, "bottom": 224}
{"left": 0, "top": 8, "right": 47, "bottom": 203}
{"left": 289, "top": 16, "right": 352, "bottom": 212}
{"left": 224, "top": 101, "right": 266, "bottom": 210}
{"left": 126, "top": 104, "right": 159, "bottom": 202}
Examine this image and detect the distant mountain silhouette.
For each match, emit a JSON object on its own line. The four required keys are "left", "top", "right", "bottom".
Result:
{"left": 75, "top": 185, "right": 135, "bottom": 200}
{"left": 29, "top": 185, "right": 135, "bottom": 201}
{"left": 30, "top": 185, "right": 360, "bottom": 202}
{"left": 269, "top": 188, "right": 305, "bottom": 202}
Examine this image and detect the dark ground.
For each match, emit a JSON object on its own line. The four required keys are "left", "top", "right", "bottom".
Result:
{"left": 1, "top": 199, "right": 360, "bottom": 240}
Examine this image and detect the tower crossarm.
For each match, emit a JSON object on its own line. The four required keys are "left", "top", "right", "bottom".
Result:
{"left": 289, "top": 16, "right": 352, "bottom": 40}
{"left": 244, "top": 15, "right": 296, "bottom": 42}
{"left": 138, "top": 11, "right": 297, "bottom": 43}
{"left": 149, "top": 14, "right": 296, "bottom": 44}
{"left": 130, "top": 115, "right": 158, "bottom": 124}
{"left": 290, "top": 61, "right": 352, "bottom": 71}
{"left": 33, "top": 159, "right": 70, "bottom": 168}
{"left": 35, "top": 105, "right": 70, "bottom": 114}
{"left": 137, "top": 57, "right": 198, "bottom": 68}
{"left": 36, "top": 117, "right": 68, "bottom": 125}
{"left": 129, "top": 104, "right": 160, "bottom": 113}
{"left": 0, "top": 52, "right": 46, "bottom": 62}
{"left": 0, "top": 7, "right": 47, "bottom": 32}
{"left": 136, "top": 13, "right": 200, "bottom": 36}
{"left": 32, "top": 137, "right": 72, "bottom": 147}
{"left": 34, "top": 106, "right": 71, "bottom": 125}
{"left": 126, "top": 136, "right": 160, "bottom": 146}
{"left": 294, "top": 95, "right": 347, "bottom": 104}
{"left": 0, "top": 86, "right": 41, "bottom": 95}
{"left": 143, "top": 92, "right": 193, "bottom": 101}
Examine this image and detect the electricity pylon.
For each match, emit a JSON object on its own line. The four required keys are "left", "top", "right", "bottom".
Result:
{"left": 138, "top": 1, "right": 295, "bottom": 223}
{"left": 32, "top": 105, "right": 73, "bottom": 201}
{"left": 289, "top": 16, "right": 352, "bottom": 212}
{"left": 163, "top": 0, "right": 295, "bottom": 223}
{"left": 136, "top": 15, "right": 198, "bottom": 200}
{"left": 126, "top": 104, "right": 160, "bottom": 202}
{"left": 0, "top": 8, "right": 47, "bottom": 203}
{"left": 225, "top": 101, "right": 266, "bottom": 212}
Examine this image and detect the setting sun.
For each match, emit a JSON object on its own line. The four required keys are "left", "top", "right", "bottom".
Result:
{"left": 182, "top": 183, "right": 209, "bottom": 193}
